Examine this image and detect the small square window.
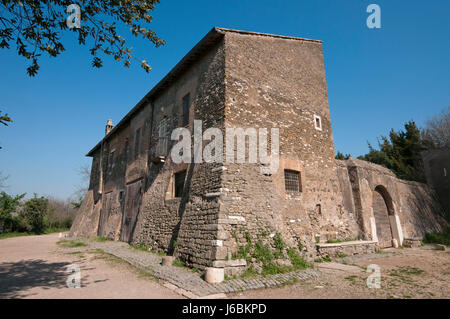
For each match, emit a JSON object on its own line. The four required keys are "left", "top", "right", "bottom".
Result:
{"left": 314, "top": 115, "right": 322, "bottom": 131}
{"left": 284, "top": 169, "right": 302, "bottom": 193}
{"left": 174, "top": 170, "right": 187, "bottom": 198}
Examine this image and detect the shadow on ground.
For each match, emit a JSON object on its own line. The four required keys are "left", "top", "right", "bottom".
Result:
{"left": 0, "top": 259, "right": 75, "bottom": 298}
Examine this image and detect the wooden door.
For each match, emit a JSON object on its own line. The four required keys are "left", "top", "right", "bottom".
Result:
{"left": 98, "top": 191, "right": 114, "bottom": 237}
{"left": 120, "top": 180, "right": 143, "bottom": 243}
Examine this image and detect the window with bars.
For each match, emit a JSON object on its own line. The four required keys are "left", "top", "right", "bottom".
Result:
{"left": 182, "top": 93, "right": 190, "bottom": 127}
{"left": 174, "top": 170, "right": 187, "bottom": 198}
{"left": 284, "top": 169, "right": 302, "bottom": 193}
{"left": 156, "top": 118, "right": 169, "bottom": 156}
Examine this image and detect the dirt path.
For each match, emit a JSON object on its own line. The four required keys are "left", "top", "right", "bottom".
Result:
{"left": 0, "top": 233, "right": 182, "bottom": 299}
{"left": 230, "top": 247, "right": 450, "bottom": 299}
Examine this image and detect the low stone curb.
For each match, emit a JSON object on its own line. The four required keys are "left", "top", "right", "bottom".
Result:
{"left": 76, "top": 239, "right": 321, "bottom": 298}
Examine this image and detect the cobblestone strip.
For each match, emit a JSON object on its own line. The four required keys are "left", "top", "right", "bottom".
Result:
{"left": 84, "top": 240, "right": 320, "bottom": 298}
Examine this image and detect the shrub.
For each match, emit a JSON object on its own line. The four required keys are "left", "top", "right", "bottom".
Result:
{"left": 18, "top": 196, "right": 50, "bottom": 234}
{"left": 287, "top": 248, "right": 309, "bottom": 270}
{"left": 423, "top": 228, "right": 450, "bottom": 246}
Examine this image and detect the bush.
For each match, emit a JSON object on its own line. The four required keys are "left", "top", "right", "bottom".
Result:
{"left": 287, "top": 248, "right": 309, "bottom": 270}
{"left": 0, "top": 192, "right": 25, "bottom": 233}
{"left": 423, "top": 228, "right": 450, "bottom": 246}
{"left": 18, "top": 196, "right": 50, "bottom": 234}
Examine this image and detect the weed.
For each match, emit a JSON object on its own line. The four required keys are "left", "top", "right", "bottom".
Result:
{"left": 287, "top": 248, "right": 309, "bottom": 270}
{"left": 172, "top": 258, "right": 187, "bottom": 268}
{"left": 57, "top": 239, "right": 87, "bottom": 248}
{"left": 241, "top": 266, "right": 258, "bottom": 279}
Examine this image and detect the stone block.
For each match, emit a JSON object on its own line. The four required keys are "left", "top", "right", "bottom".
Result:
{"left": 205, "top": 267, "right": 224, "bottom": 284}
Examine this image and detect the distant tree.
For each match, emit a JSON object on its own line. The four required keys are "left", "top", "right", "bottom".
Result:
{"left": 358, "top": 121, "right": 426, "bottom": 182}
{"left": 0, "top": 172, "right": 8, "bottom": 189}
{"left": 47, "top": 197, "right": 77, "bottom": 228}
{"left": 71, "top": 163, "right": 91, "bottom": 209}
{"left": 422, "top": 107, "right": 450, "bottom": 149}
{"left": 335, "top": 151, "right": 351, "bottom": 160}
{"left": 0, "top": 191, "right": 25, "bottom": 233}
{"left": 0, "top": 0, "right": 165, "bottom": 76}
{"left": 18, "top": 195, "right": 50, "bottom": 234}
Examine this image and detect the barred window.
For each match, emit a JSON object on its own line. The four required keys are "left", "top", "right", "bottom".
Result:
{"left": 174, "top": 170, "right": 187, "bottom": 198}
{"left": 284, "top": 169, "right": 302, "bottom": 193}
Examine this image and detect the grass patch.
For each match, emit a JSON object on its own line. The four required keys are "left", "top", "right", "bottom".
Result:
{"left": 130, "top": 243, "right": 150, "bottom": 251}
{"left": 287, "top": 248, "right": 309, "bottom": 270}
{"left": 423, "top": 228, "right": 450, "bottom": 246}
{"left": 172, "top": 258, "right": 187, "bottom": 268}
{"left": 92, "top": 236, "right": 110, "bottom": 242}
{"left": 57, "top": 239, "right": 87, "bottom": 248}
{"left": 241, "top": 266, "right": 259, "bottom": 279}
{"left": 344, "top": 275, "right": 359, "bottom": 285}
{"left": 314, "top": 255, "right": 332, "bottom": 263}
{"left": 337, "top": 253, "right": 349, "bottom": 258}
{"left": 394, "top": 266, "right": 425, "bottom": 276}
{"left": 0, "top": 232, "right": 32, "bottom": 240}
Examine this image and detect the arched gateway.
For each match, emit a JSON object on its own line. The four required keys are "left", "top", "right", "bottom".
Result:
{"left": 372, "top": 185, "right": 396, "bottom": 248}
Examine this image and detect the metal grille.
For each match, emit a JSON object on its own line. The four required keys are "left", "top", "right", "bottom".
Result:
{"left": 156, "top": 118, "right": 169, "bottom": 156}
{"left": 284, "top": 170, "right": 301, "bottom": 192}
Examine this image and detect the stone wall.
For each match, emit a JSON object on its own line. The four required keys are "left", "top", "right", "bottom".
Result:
{"left": 216, "top": 31, "right": 362, "bottom": 264}
{"left": 336, "top": 158, "right": 447, "bottom": 243}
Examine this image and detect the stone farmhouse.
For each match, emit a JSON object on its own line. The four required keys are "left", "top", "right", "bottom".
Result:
{"left": 70, "top": 27, "right": 446, "bottom": 274}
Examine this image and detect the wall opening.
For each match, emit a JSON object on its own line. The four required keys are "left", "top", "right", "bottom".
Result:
{"left": 372, "top": 185, "right": 403, "bottom": 247}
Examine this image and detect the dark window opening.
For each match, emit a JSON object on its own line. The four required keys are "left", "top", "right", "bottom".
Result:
{"left": 284, "top": 169, "right": 302, "bottom": 193}
{"left": 182, "top": 94, "right": 190, "bottom": 126}
{"left": 174, "top": 170, "right": 187, "bottom": 198}
{"left": 135, "top": 128, "right": 141, "bottom": 159}
{"left": 109, "top": 151, "right": 115, "bottom": 171}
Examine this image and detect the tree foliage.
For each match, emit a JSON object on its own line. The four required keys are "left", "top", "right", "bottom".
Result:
{"left": 422, "top": 107, "right": 450, "bottom": 149}
{"left": 335, "top": 151, "right": 351, "bottom": 160}
{"left": 0, "top": 110, "right": 12, "bottom": 126}
{"left": 18, "top": 194, "right": 49, "bottom": 233}
{"left": 0, "top": 0, "right": 165, "bottom": 76}
{"left": 0, "top": 191, "right": 25, "bottom": 233}
{"left": 358, "top": 121, "right": 426, "bottom": 182}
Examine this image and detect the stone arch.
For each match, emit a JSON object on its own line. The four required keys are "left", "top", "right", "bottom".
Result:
{"left": 371, "top": 185, "right": 403, "bottom": 248}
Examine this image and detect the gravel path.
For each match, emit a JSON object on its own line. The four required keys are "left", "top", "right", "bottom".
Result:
{"left": 0, "top": 233, "right": 181, "bottom": 299}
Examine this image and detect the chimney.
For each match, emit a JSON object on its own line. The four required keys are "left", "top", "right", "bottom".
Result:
{"left": 105, "top": 119, "right": 114, "bottom": 135}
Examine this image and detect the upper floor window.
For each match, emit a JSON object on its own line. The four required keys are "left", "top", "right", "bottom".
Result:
{"left": 156, "top": 117, "right": 169, "bottom": 157}
{"left": 284, "top": 169, "right": 302, "bottom": 193}
{"left": 182, "top": 93, "right": 190, "bottom": 127}
{"left": 314, "top": 115, "right": 322, "bottom": 131}
{"left": 174, "top": 170, "right": 187, "bottom": 198}
{"left": 108, "top": 150, "right": 115, "bottom": 171}
{"left": 134, "top": 128, "right": 141, "bottom": 159}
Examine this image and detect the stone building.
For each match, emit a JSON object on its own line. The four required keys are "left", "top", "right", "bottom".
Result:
{"left": 70, "top": 27, "right": 447, "bottom": 272}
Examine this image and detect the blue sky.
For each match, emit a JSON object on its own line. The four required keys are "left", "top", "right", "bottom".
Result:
{"left": 0, "top": 0, "right": 449, "bottom": 199}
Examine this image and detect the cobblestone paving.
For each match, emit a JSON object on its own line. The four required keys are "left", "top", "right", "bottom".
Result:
{"left": 68, "top": 238, "right": 321, "bottom": 298}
